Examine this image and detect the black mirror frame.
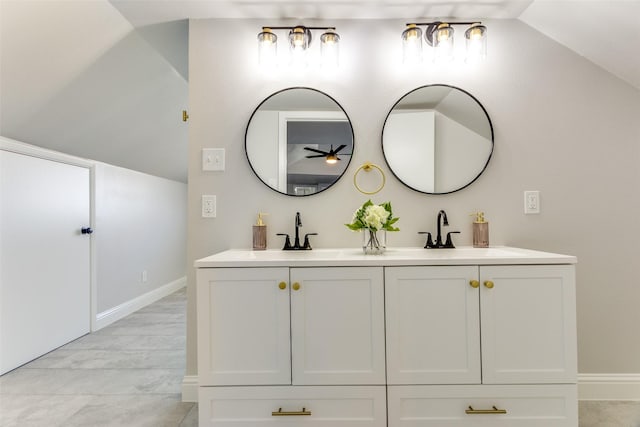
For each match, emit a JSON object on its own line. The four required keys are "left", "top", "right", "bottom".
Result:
{"left": 245, "top": 86, "right": 355, "bottom": 197}
{"left": 381, "top": 84, "right": 494, "bottom": 195}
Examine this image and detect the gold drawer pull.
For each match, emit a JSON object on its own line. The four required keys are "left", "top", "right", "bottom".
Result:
{"left": 272, "top": 407, "right": 312, "bottom": 416}
{"left": 465, "top": 405, "right": 507, "bottom": 415}
{"left": 278, "top": 282, "right": 287, "bottom": 290}
{"left": 469, "top": 280, "right": 480, "bottom": 288}
{"left": 292, "top": 282, "right": 301, "bottom": 291}
{"left": 484, "top": 280, "right": 494, "bottom": 289}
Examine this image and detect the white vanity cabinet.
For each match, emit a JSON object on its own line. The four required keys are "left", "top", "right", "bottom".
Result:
{"left": 385, "top": 265, "right": 577, "bottom": 385}
{"left": 385, "top": 264, "right": 577, "bottom": 426}
{"left": 195, "top": 247, "right": 577, "bottom": 427}
{"left": 197, "top": 265, "right": 387, "bottom": 426}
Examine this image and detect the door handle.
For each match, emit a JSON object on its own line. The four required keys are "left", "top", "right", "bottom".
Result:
{"left": 81, "top": 227, "right": 93, "bottom": 235}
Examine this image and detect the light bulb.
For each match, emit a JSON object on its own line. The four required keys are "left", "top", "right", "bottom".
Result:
{"left": 321, "top": 29, "right": 340, "bottom": 69}
{"left": 433, "top": 23, "right": 454, "bottom": 62}
{"left": 288, "top": 27, "right": 310, "bottom": 68}
{"left": 257, "top": 28, "right": 277, "bottom": 67}
{"left": 402, "top": 24, "right": 423, "bottom": 65}
{"left": 465, "top": 24, "right": 487, "bottom": 63}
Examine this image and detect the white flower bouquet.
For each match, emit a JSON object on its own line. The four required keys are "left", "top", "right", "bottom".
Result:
{"left": 345, "top": 200, "right": 400, "bottom": 232}
{"left": 346, "top": 200, "right": 399, "bottom": 254}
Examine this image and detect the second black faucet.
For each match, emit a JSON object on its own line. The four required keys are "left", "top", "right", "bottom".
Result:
{"left": 419, "top": 210, "right": 460, "bottom": 249}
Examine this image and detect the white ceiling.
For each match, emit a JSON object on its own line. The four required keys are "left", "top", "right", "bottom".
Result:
{"left": 2, "top": 1, "right": 638, "bottom": 183}
{"left": 109, "top": 0, "right": 534, "bottom": 24}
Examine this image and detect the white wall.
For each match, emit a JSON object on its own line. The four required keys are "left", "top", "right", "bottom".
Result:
{"left": 187, "top": 18, "right": 640, "bottom": 384}
{"left": 94, "top": 162, "right": 187, "bottom": 314}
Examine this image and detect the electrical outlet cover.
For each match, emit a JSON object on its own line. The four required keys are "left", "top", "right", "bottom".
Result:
{"left": 524, "top": 190, "right": 540, "bottom": 214}
{"left": 202, "top": 195, "right": 216, "bottom": 218}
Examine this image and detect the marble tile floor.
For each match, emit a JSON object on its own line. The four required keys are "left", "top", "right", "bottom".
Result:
{"left": 2, "top": 287, "right": 638, "bottom": 426}
{"left": 0, "top": 288, "right": 197, "bottom": 427}
{"left": 579, "top": 401, "right": 640, "bottom": 427}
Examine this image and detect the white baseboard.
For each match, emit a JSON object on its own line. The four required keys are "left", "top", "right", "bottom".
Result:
{"left": 182, "top": 375, "right": 199, "bottom": 402}
{"left": 94, "top": 277, "right": 186, "bottom": 331}
{"left": 579, "top": 374, "right": 640, "bottom": 401}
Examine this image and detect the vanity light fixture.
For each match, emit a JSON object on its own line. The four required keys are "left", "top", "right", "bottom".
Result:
{"left": 401, "top": 21, "right": 487, "bottom": 64}
{"left": 257, "top": 25, "right": 340, "bottom": 68}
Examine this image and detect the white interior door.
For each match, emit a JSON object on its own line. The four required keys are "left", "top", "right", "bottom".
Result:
{"left": 1, "top": 150, "right": 91, "bottom": 375}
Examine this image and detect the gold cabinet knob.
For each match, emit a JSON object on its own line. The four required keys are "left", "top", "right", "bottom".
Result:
{"left": 278, "top": 282, "right": 287, "bottom": 290}
{"left": 469, "top": 280, "right": 480, "bottom": 288}
{"left": 484, "top": 280, "right": 494, "bottom": 289}
{"left": 292, "top": 282, "right": 301, "bottom": 291}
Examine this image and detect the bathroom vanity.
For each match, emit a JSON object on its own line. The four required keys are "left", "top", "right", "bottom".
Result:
{"left": 195, "top": 247, "right": 577, "bottom": 426}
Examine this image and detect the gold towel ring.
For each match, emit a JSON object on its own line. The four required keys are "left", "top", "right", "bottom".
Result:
{"left": 354, "top": 162, "right": 386, "bottom": 195}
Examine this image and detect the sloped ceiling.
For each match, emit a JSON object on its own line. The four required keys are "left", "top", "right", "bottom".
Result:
{"left": 1, "top": 1, "right": 638, "bottom": 184}
{"left": 0, "top": 0, "right": 189, "bottom": 182}
{"left": 520, "top": 0, "right": 640, "bottom": 91}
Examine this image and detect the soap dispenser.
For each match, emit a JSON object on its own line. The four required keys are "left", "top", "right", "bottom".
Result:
{"left": 471, "top": 211, "right": 489, "bottom": 248}
{"left": 253, "top": 213, "right": 268, "bottom": 250}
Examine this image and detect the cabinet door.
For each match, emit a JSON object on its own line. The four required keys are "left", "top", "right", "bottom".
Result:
{"left": 197, "top": 267, "right": 291, "bottom": 385}
{"left": 480, "top": 265, "right": 577, "bottom": 384}
{"left": 290, "top": 267, "right": 385, "bottom": 385}
{"left": 385, "top": 266, "right": 481, "bottom": 385}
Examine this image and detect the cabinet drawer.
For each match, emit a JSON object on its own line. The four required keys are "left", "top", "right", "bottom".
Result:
{"left": 388, "top": 385, "right": 577, "bottom": 427}
{"left": 199, "top": 386, "right": 387, "bottom": 426}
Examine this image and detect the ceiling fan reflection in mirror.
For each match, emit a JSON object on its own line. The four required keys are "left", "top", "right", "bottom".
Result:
{"left": 304, "top": 144, "right": 347, "bottom": 164}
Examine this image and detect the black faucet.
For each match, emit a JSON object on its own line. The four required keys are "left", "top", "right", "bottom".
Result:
{"left": 277, "top": 212, "right": 317, "bottom": 250}
{"left": 294, "top": 212, "right": 302, "bottom": 248}
{"left": 436, "top": 210, "right": 448, "bottom": 247}
{"left": 419, "top": 209, "right": 460, "bottom": 249}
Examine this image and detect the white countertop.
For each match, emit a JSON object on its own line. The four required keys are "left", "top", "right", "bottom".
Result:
{"left": 194, "top": 246, "right": 577, "bottom": 268}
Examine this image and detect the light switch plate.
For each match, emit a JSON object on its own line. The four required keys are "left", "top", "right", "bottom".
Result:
{"left": 202, "top": 195, "right": 216, "bottom": 218}
{"left": 202, "top": 148, "right": 225, "bottom": 171}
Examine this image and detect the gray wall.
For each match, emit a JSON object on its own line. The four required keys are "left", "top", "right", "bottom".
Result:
{"left": 187, "top": 18, "right": 640, "bottom": 377}
{"left": 95, "top": 162, "right": 187, "bottom": 313}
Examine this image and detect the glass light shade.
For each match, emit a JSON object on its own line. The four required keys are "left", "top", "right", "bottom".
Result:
{"left": 401, "top": 24, "right": 422, "bottom": 64}
{"left": 289, "top": 27, "right": 310, "bottom": 67}
{"left": 257, "top": 29, "right": 277, "bottom": 66}
{"left": 465, "top": 24, "right": 487, "bottom": 63}
{"left": 320, "top": 29, "right": 340, "bottom": 68}
{"left": 433, "top": 23, "right": 454, "bottom": 62}
{"left": 326, "top": 154, "right": 338, "bottom": 164}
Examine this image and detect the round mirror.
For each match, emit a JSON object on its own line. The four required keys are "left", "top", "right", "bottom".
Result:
{"left": 382, "top": 84, "right": 493, "bottom": 194}
{"left": 245, "top": 87, "right": 354, "bottom": 196}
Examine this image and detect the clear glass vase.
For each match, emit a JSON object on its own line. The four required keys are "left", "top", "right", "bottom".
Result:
{"left": 362, "top": 229, "right": 386, "bottom": 254}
